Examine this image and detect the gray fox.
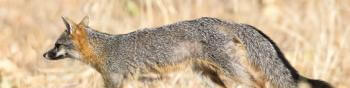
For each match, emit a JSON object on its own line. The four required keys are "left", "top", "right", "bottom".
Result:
{"left": 43, "top": 16, "right": 332, "bottom": 88}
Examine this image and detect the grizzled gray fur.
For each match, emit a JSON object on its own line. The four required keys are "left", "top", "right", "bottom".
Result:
{"left": 43, "top": 16, "right": 332, "bottom": 88}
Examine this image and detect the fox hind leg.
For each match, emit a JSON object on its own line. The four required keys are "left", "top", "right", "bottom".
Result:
{"left": 206, "top": 53, "right": 261, "bottom": 88}
{"left": 202, "top": 69, "right": 227, "bottom": 88}
{"left": 217, "top": 64, "right": 262, "bottom": 88}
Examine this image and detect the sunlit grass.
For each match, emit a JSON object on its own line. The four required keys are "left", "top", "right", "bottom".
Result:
{"left": 0, "top": 0, "right": 349, "bottom": 88}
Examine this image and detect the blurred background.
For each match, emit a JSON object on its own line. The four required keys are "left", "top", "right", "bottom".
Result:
{"left": 0, "top": 0, "right": 349, "bottom": 88}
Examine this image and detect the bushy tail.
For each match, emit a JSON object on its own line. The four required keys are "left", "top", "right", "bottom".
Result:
{"left": 306, "top": 78, "right": 333, "bottom": 88}
{"left": 232, "top": 24, "right": 301, "bottom": 88}
{"left": 298, "top": 77, "right": 333, "bottom": 88}
{"left": 231, "top": 24, "right": 333, "bottom": 88}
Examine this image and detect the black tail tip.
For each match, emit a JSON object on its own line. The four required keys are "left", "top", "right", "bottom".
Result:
{"left": 307, "top": 79, "right": 333, "bottom": 88}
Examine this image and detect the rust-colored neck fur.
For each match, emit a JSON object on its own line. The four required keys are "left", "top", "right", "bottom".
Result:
{"left": 71, "top": 25, "right": 105, "bottom": 73}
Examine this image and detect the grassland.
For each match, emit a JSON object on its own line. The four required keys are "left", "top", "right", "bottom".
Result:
{"left": 0, "top": 0, "right": 349, "bottom": 88}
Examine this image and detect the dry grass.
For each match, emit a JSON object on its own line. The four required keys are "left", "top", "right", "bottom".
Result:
{"left": 0, "top": 0, "right": 349, "bottom": 88}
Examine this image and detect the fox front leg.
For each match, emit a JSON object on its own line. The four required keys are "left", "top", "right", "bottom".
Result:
{"left": 103, "top": 73, "right": 125, "bottom": 88}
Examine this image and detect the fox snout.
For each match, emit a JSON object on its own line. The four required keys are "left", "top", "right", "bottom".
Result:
{"left": 43, "top": 48, "right": 66, "bottom": 60}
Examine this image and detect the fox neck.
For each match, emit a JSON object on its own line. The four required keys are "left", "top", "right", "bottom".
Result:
{"left": 71, "top": 25, "right": 112, "bottom": 74}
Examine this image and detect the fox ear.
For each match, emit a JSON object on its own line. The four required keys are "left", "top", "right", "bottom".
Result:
{"left": 79, "top": 16, "right": 89, "bottom": 26}
{"left": 61, "top": 16, "right": 76, "bottom": 34}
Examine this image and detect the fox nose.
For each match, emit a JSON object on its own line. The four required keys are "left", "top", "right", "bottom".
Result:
{"left": 43, "top": 51, "right": 65, "bottom": 60}
{"left": 43, "top": 52, "right": 48, "bottom": 58}
{"left": 43, "top": 52, "right": 55, "bottom": 59}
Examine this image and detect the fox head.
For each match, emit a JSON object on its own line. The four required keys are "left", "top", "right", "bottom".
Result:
{"left": 43, "top": 16, "right": 90, "bottom": 60}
